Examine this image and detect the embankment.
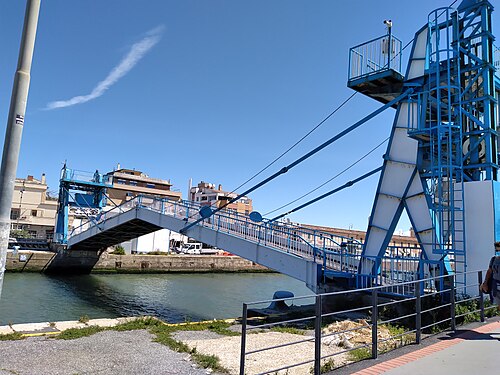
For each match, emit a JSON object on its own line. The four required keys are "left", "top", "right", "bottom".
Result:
{"left": 5, "top": 250, "right": 269, "bottom": 273}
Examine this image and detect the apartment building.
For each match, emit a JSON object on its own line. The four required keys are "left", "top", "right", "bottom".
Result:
{"left": 103, "top": 167, "right": 185, "bottom": 253}
{"left": 11, "top": 174, "right": 58, "bottom": 239}
{"left": 189, "top": 181, "right": 253, "bottom": 215}
{"left": 105, "top": 168, "right": 182, "bottom": 206}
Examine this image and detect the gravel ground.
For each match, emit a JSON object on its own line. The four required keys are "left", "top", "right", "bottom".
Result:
{"left": 174, "top": 330, "right": 350, "bottom": 375}
{"left": 0, "top": 330, "right": 213, "bottom": 375}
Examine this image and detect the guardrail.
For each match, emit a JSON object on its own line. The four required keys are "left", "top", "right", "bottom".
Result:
{"left": 348, "top": 34, "right": 403, "bottom": 82}
{"left": 61, "top": 167, "right": 113, "bottom": 185}
{"left": 239, "top": 269, "right": 498, "bottom": 375}
{"left": 68, "top": 195, "right": 424, "bottom": 285}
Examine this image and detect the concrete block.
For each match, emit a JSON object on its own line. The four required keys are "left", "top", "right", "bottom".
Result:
{"left": 0, "top": 325, "right": 14, "bottom": 335}
{"left": 11, "top": 322, "right": 51, "bottom": 333}
{"left": 87, "top": 318, "right": 121, "bottom": 328}
{"left": 54, "top": 320, "right": 87, "bottom": 331}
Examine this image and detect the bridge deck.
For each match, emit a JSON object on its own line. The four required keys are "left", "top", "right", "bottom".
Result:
{"left": 67, "top": 196, "right": 424, "bottom": 292}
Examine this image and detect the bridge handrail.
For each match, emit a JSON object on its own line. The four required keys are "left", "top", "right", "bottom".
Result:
{"left": 69, "top": 195, "right": 358, "bottom": 268}
{"left": 68, "top": 194, "right": 422, "bottom": 283}
{"left": 69, "top": 194, "right": 360, "bottom": 248}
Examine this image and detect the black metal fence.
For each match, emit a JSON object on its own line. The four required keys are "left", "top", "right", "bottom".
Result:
{"left": 239, "top": 270, "right": 497, "bottom": 375}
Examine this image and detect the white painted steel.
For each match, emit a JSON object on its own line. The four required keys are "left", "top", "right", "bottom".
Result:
{"left": 407, "top": 27, "right": 428, "bottom": 80}
{"left": 463, "top": 181, "right": 496, "bottom": 282}
{"left": 363, "top": 28, "right": 440, "bottom": 268}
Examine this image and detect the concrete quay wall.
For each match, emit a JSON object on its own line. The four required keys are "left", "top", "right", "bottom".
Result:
{"left": 5, "top": 251, "right": 269, "bottom": 273}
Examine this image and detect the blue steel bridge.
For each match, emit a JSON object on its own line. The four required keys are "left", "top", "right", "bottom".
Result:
{"left": 63, "top": 193, "right": 422, "bottom": 293}
{"left": 49, "top": 0, "right": 500, "bottom": 297}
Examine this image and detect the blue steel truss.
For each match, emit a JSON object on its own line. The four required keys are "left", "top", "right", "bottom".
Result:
{"left": 411, "top": 1, "right": 497, "bottom": 280}
{"left": 408, "top": 7, "right": 467, "bottom": 282}
{"left": 54, "top": 165, "right": 112, "bottom": 244}
{"left": 352, "top": 0, "right": 498, "bottom": 288}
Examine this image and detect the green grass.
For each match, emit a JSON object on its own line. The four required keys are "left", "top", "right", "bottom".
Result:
{"left": 57, "top": 325, "right": 105, "bottom": 340}
{"left": 309, "top": 359, "right": 336, "bottom": 374}
{"left": 78, "top": 315, "right": 90, "bottom": 324}
{"left": 0, "top": 332, "right": 24, "bottom": 341}
{"left": 0, "top": 368, "right": 20, "bottom": 374}
{"left": 270, "top": 326, "right": 306, "bottom": 335}
{"left": 112, "top": 317, "right": 159, "bottom": 331}
{"left": 384, "top": 324, "right": 416, "bottom": 347}
{"left": 53, "top": 317, "right": 233, "bottom": 372}
{"left": 144, "top": 251, "right": 170, "bottom": 256}
{"left": 348, "top": 347, "right": 372, "bottom": 362}
{"left": 111, "top": 245, "right": 126, "bottom": 255}
{"left": 190, "top": 348, "right": 229, "bottom": 373}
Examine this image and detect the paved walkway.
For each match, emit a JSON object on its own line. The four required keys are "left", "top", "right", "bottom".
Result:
{"left": 343, "top": 318, "right": 500, "bottom": 375}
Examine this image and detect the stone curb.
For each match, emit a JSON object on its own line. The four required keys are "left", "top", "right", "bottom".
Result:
{"left": 0, "top": 317, "right": 238, "bottom": 337}
{"left": 0, "top": 317, "right": 142, "bottom": 337}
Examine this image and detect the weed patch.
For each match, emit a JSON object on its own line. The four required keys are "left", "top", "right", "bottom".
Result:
{"left": 57, "top": 326, "right": 105, "bottom": 340}
{"left": 0, "top": 332, "right": 24, "bottom": 341}
{"left": 78, "top": 315, "right": 90, "bottom": 324}
{"left": 270, "top": 326, "right": 306, "bottom": 335}
{"left": 348, "top": 347, "right": 372, "bottom": 362}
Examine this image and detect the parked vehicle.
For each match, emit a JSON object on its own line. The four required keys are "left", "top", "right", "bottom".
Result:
{"left": 180, "top": 242, "right": 202, "bottom": 255}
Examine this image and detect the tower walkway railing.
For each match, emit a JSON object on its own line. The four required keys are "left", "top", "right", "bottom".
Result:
{"left": 69, "top": 195, "right": 424, "bottom": 287}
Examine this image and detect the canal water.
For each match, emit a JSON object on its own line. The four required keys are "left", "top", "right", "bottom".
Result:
{"left": 0, "top": 273, "right": 313, "bottom": 325}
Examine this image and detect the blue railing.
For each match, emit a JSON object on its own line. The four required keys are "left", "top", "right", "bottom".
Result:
{"left": 348, "top": 34, "right": 403, "bottom": 82}
{"left": 69, "top": 195, "right": 423, "bottom": 287}
{"left": 494, "top": 44, "right": 499, "bottom": 75}
{"left": 60, "top": 167, "right": 113, "bottom": 186}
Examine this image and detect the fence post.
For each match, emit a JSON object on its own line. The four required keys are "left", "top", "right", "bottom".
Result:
{"left": 313, "top": 231, "right": 317, "bottom": 261}
{"left": 478, "top": 271, "right": 485, "bottom": 322}
{"left": 239, "top": 303, "right": 248, "bottom": 375}
{"left": 415, "top": 280, "right": 421, "bottom": 344}
{"left": 450, "top": 274, "right": 456, "bottom": 331}
{"left": 314, "top": 295, "right": 322, "bottom": 375}
{"left": 372, "top": 288, "right": 378, "bottom": 359}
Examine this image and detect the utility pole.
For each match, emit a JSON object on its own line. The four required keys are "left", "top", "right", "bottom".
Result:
{"left": 0, "top": 0, "right": 41, "bottom": 300}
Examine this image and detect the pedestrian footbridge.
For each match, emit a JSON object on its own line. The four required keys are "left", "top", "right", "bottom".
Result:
{"left": 57, "top": 196, "right": 423, "bottom": 292}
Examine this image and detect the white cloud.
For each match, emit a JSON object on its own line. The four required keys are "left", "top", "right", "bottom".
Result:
{"left": 46, "top": 26, "right": 164, "bottom": 110}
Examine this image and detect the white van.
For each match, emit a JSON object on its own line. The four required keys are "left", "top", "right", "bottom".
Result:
{"left": 181, "top": 243, "right": 202, "bottom": 255}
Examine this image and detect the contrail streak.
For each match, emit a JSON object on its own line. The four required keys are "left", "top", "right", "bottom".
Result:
{"left": 46, "top": 26, "right": 164, "bottom": 110}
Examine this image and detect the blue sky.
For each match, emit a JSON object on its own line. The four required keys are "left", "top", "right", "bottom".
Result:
{"left": 0, "top": 0, "right": 498, "bottom": 232}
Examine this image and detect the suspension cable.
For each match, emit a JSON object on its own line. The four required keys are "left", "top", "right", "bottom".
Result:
{"left": 269, "top": 166, "right": 383, "bottom": 223}
{"left": 264, "top": 136, "right": 389, "bottom": 216}
{"left": 223, "top": 0, "right": 457, "bottom": 200}
{"left": 183, "top": 92, "right": 359, "bottom": 222}
{"left": 230, "top": 92, "right": 358, "bottom": 194}
{"left": 180, "top": 88, "right": 413, "bottom": 233}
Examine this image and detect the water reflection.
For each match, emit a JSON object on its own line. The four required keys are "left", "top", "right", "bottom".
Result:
{"left": 0, "top": 273, "right": 312, "bottom": 325}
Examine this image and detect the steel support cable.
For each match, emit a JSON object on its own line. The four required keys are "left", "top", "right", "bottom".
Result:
{"left": 268, "top": 166, "right": 383, "bottom": 223}
{"left": 230, "top": 91, "right": 359, "bottom": 194}
{"left": 229, "top": 0, "right": 457, "bottom": 200}
{"left": 180, "top": 88, "right": 413, "bottom": 233}
{"left": 182, "top": 92, "right": 359, "bottom": 222}
{"left": 263, "top": 136, "right": 389, "bottom": 216}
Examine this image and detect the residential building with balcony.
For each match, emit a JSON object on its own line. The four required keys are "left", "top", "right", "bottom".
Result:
{"left": 102, "top": 167, "right": 185, "bottom": 253}
{"left": 11, "top": 174, "right": 58, "bottom": 239}
{"left": 105, "top": 168, "right": 182, "bottom": 206}
{"left": 189, "top": 181, "right": 253, "bottom": 215}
